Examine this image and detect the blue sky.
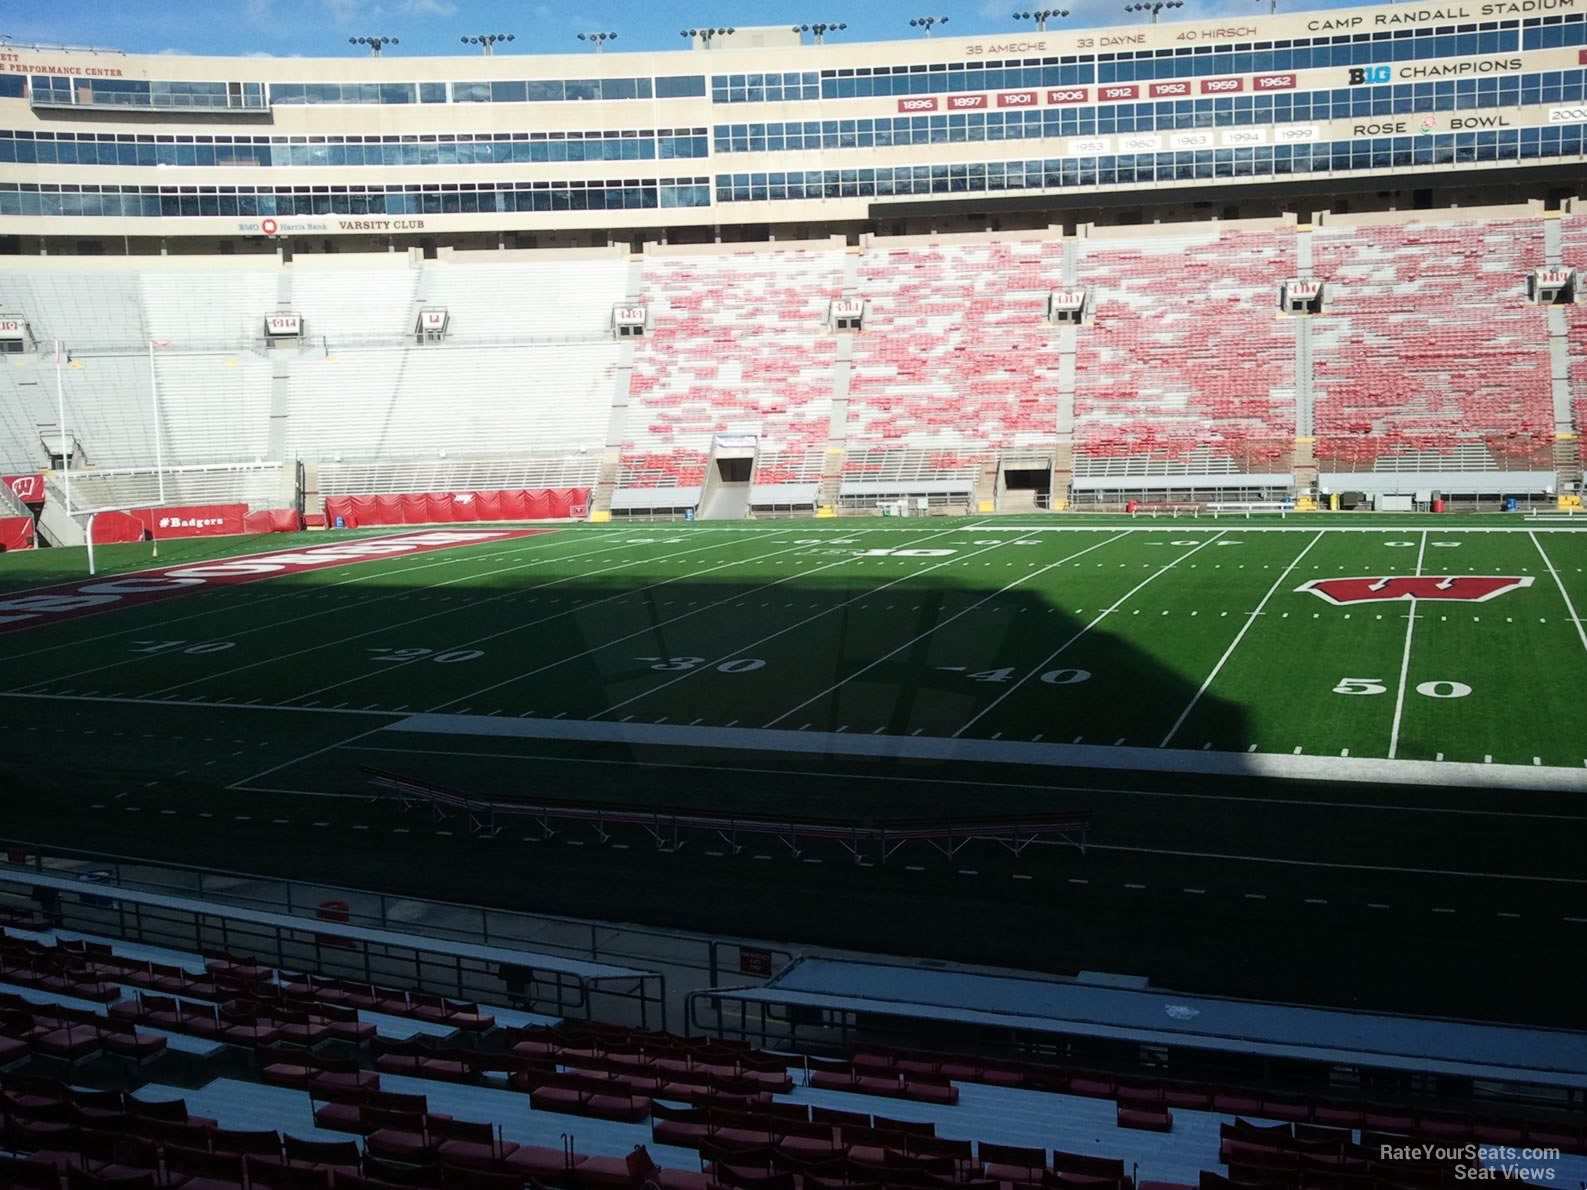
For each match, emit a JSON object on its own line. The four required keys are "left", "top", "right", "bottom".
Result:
{"left": 2, "top": 0, "right": 1354, "bottom": 59}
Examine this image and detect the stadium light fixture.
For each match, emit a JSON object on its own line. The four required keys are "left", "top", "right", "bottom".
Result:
{"left": 681, "top": 27, "right": 737, "bottom": 48}
{"left": 348, "top": 35, "right": 398, "bottom": 56}
{"left": 1013, "top": 9, "right": 1069, "bottom": 30}
{"left": 461, "top": 33, "right": 514, "bottom": 55}
{"left": 909, "top": 15, "right": 949, "bottom": 36}
{"left": 792, "top": 22, "right": 847, "bottom": 44}
{"left": 1124, "top": 1, "right": 1182, "bottom": 20}
{"left": 577, "top": 31, "right": 618, "bottom": 51}
{"left": 1256, "top": 0, "right": 1278, "bottom": 11}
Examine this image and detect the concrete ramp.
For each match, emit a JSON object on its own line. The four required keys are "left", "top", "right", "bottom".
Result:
{"left": 698, "top": 434, "right": 756, "bottom": 520}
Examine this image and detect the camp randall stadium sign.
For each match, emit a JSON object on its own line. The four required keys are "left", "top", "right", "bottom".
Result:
{"left": 239, "top": 217, "right": 430, "bottom": 236}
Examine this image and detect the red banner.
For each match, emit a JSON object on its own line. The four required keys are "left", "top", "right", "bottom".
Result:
{"left": 896, "top": 97, "right": 939, "bottom": 112}
{"left": 1200, "top": 77, "right": 1244, "bottom": 94}
{"left": 323, "top": 488, "right": 590, "bottom": 529}
{"left": 134, "top": 504, "right": 249, "bottom": 539}
{"left": 996, "top": 90, "right": 1038, "bottom": 108}
{"left": 0, "top": 528, "right": 551, "bottom": 634}
{"left": 1047, "top": 87, "right": 1089, "bottom": 105}
{"left": 0, "top": 516, "right": 34, "bottom": 552}
{"left": 4, "top": 474, "right": 44, "bottom": 505}
{"left": 90, "top": 511, "right": 146, "bottom": 546}
{"left": 1098, "top": 84, "right": 1139, "bottom": 101}
{"left": 243, "top": 509, "right": 305, "bottom": 535}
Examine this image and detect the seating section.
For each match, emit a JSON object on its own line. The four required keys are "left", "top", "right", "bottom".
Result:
{"left": 4, "top": 922, "right": 1587, "bottom": 1190}
{"left": 1564, "top": 216, "right": 1587, "bottom": 465}
{"left": 624, "top": 249, "right": 843, "bottom": 494}
{"left": 417, "top": 256, "right": 628, "bottom": 341}
{"left": 1074, "top": 227, "right": 1297, "bottom": 474}
{"left": 152, "top": 351, "right": 273, "bottom": 463}
{"left": 292, "top": 267, "right": 420, "bottom": 343}
{"left": 842, "top": 239, "right": 1063, "bottom": 486}
{"left": 141, "top": 271, "right": 279, "bottom": 347}
{"left": 0, "top": 271, "right": 147, "bottom": 350}
{"left": 1311, "top": 219, "right": 1553, "bottom": 471}
{"left": 0, "top": 218, "right": 1580, "bottom": 494}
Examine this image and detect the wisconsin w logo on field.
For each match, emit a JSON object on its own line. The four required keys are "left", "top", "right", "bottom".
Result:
{"left": 1296, "top": 576, "right": 1534, "bottom": 605}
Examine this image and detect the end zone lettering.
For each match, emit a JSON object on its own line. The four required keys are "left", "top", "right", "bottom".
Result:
{"left": 0, "top": 529, "right": 549, "bottom": 633}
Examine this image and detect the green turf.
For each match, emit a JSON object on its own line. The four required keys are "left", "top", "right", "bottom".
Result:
{"left": 3, "top": 517, "right": 1586, "bottom": 1025}
{"left": 6, "top": 518, "right": 1586, "bottom": 767}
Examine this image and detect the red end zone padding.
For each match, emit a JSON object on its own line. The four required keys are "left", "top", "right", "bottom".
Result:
{"left": 324, "top": 488, "right": 590, "bottom": 528}
{"left": 242, "top": 509, "right": 304, "bottom": 535}
{"left": 134, "top": 504, "right": 248, "bottom": 539}
{"left": 90, "top": 511, "right": 146, "bottom": 545}
{"left": 0, "top": 516, "right": 34, "bottom": 552}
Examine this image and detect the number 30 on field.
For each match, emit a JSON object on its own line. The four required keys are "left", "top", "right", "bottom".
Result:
{"left": 1333, "top": 677, "right": 1471, "bottom": 698}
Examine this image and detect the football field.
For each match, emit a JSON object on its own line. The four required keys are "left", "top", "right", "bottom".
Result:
{"left": 3, "top": 516, "right": 1586, "bottom": 781}
{"left": 3, "top": 515, "right": 1586, "bottom": 1024}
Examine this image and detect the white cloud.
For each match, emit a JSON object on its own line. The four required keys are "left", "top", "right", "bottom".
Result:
{"left": 322, "top": 0, "right": 385, "bottom": 24}
{"left": 244, "top": 0, "right": 273, "bottom": 23}
{"left": 155, "top": 47, "right": 194, "bottom": 55}
{"left": 402, "top": 0, "right": 459, "bottom": 13}
{"left": 979, "top": 0, "right": 1009, "bottom": 18}
{"left": 532, "top": 4, "right": 553, "bottom": 19}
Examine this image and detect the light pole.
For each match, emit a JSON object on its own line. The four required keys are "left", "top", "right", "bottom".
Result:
{"left": 681, "top": 27, "right": 736, "bottom": 48}
{"left": 909, "top": 15, "right": 949, "bottom": 36}
{"left": 348, "top": 35, "right": 398, "bottom": 56}
{"left": 1256, "top": 0, "right": 1278, "bottom": 12}
{"left": 792, "top": 22, "right": 846, "bottom": 43}
{"left": 577, "top": 31, "right": 618, "bottom": 51}
{"left": 1124, "top": 1, "right": 1182, "bottom": 20}
{"left": 1013, "top": 8, "right": 1069, "bottom": 30}
{"left": 460, "top": 33, "right": 514, "bottom": 55}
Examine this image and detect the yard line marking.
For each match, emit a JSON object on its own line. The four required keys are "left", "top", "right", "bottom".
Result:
{"left": 10, "top": 531, "right": 670, "bottom": 692}
{"left": 228, "top": 721, "right": 392, "bottom": 791}
{"left": 146, "top": 533, "right": 783, "bottom": 703}
{"left": 954, "top": 534, "right": 1226, "bottom": 739}
{"left": 1086, "top": 842, "right": 1587, "bottom": 884}
{"left": 1387, "top": 530, "right": 1428, "bottom": 760}
{"left": 1530, "top": 531, "right": 1587, "bottom": 659}
{"left": 1, "top": 527, "right": 608, "bottom": 668}
{"left": 1160, "top": 530, "right": 1325, "bottom": 748}
{"left": 440, "top": 522, "right": 989, "bottom": 716}
{"left": 763, "top": 533, "right": 1130, "bottom": 731}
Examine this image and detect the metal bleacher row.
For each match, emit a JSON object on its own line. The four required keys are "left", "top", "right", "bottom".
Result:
{"left": 4, "top": 899, "right": 1586, "bottom": 1190}
{"left": 0, "top": 209, "right": 1582, "bottom": 518}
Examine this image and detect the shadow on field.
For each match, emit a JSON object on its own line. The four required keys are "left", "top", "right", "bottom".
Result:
{"left": 3, "top": 560, "right": 1576, "bottom": 1027}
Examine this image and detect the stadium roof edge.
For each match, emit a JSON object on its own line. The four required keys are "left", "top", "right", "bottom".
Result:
{"left": 0, "top": 0, "right": 1539, "bottom": 70}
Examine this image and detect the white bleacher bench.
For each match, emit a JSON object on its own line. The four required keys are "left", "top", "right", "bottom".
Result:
{"left": 1205, "top": 501, "right": 1294, "bottom": 516}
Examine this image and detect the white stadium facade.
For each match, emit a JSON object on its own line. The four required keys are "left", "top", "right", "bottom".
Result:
{"left": 0, "top": 2, "right": 1584, "bottom": 532}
